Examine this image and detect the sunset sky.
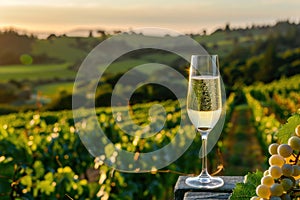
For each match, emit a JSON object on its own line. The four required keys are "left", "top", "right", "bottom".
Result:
{"left": 0, "top": 0, "right": 299, "bottom": 36}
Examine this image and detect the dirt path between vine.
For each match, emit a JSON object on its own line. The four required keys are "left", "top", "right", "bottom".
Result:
{"left": 222, "top": 105, "right": 267, "bottom": 175}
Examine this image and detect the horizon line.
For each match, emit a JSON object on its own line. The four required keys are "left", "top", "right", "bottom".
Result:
{"left": 0, "top": 18, "right": 299, "bottom": 39}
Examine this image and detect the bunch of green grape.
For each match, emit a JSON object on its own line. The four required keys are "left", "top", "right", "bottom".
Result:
{"left": 251, "top": 125, "right": 300, "bottom": 200}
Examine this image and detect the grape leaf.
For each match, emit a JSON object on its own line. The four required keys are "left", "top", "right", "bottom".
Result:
{"left": 277, "top": 114, "right": 300, "bottom": 144}
{"left": 230, "top": 170, "right": 263, "bottom": 200}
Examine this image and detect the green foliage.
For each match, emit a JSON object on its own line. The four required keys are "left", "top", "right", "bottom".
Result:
{"left": 244, "top": 91, "right": 280, "bottom": 151}
{"left": 34, "top": 82, "right": 74, "bottom": 98}
{"left": 0, "top": 83, "right": 17, "bottom": 103}
{"left": 46, "top": 90, "right": 79, "bottom": 111}
{"left": 244, "top": 74, "right": 300, "bottom": 153}
{"left": 0, "top": 30, "right": 35, "bottom": 65}
{"left": 0, "top": 22, "right": 299, "bottom": 199}
{"left": 277, "top": 114, "right": 300, "bottom": 144}
{"left": 0, "top": 111, "right": 97, "bottom": 199}
{"left": 0, "top": 100, "right": 202, "bottom": 199}
{"left": 230, "top": 171, "right": 263, "bottom": 200}
{"left": 1, "top": 23, "right": 299, "bottom": 114}
{"left": 0, "top": 63, "right": 75, "bottom": 82}
{"left": 31, "top": 36, "right": 99, "bottom": 64}
{"left": 247, "top": 74, "right": 300, "bottom": 122}
{"left": 0, "top": 74, "right": 298, "bottom": 199}
{"left": 231, "top": 112, "right": 300, "bottom": 199}
{"left": 221, "top": 29, "right": 300, "bottom": 86}
{"left": 258, "top": 41, "right": 279, "bottom": 83}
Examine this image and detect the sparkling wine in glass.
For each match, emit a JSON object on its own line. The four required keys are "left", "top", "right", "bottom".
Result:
{"left": 185, "top": 54, "right": 224, "bottom": 189}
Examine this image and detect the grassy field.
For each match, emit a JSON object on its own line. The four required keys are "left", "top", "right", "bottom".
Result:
{"left": 103, "top": 59, "right": 149, "bottom": 74}
{"left": 31, "top": 37, "right": 98, "bottom": 63}
{"left": 103, "top": 53, "right": 180, "bottom": 75}
{"left": 0, "top": 63, "right": 76, "bottom": 82}
{"left": 34, "top": 82, "right": 74, "bottom": 98}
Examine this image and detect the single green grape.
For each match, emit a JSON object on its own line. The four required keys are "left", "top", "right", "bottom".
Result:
{"left": 261, "top": 175, "right": 274, "bottom": 186}
{"left": 269, "top": 143, "right": 279, "bottom": 155}
{"left": 293, "top": 165, "right": 300, "bottom": 176}
{"left": 280, "top": 178, "right": 294, "bottom": 191}
{"left": 270, "top": 183, "right": 284, "bottom": 196}
{"left": 269, "top": 165, "right": 282, "bottom": 179}
{"left": 277, "top": 144, "right": 293, "bottom": 158}
{"left": 295, "top": 125, "right": 300, "bottom": 137}
{"left": 269, "top": 154, "right": 285, "bottom": 167}
{"left": 288, "top": 136, "right": 300, "bottom": 151}
{"left": 256, "top": 184, "right": 271, "bottom": 199}
{"left": 288, "top": 176, "right": 296, "bottom": 186}
{"left": 281, "top": 164, "right": 293, "bottom": 177}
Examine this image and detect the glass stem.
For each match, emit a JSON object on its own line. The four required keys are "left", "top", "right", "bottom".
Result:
{"left": 200, "top": 131, "right": 210, "bottom": 179}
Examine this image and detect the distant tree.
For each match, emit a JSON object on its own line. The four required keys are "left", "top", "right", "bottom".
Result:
{"left": 97, "top": 30, "right": 106, "bottom": 38}
{"left": 95, "top": 83, "right": 113, "bottom": 107}
{"left": 113, "top": 30, "right": 122, "bottom": 34}
{"left": 0, "top": 51, "right": 19, "bottom": 65}
{"left": 225, "top": 23, "right": 231, "bottom": 32}
{"left": 258, "top": 41, "right": 278, "bottom": 82}
{"left": 29, "top": 34, "right": 37, "bottom": 39}
{"left": 212, "top": 28, "right": 223, "bottom": 34}
{"left": 225, "top": 45, "right": 249, "bottom": 63}
{"left": 47, "top": 34, "right": 56, "bottom": 40}
{"left": 245, "top": 57, "right": 260, "bottom": 84}
{"left": 47, "top": 90, "right": 87, "bottom": 110}
{"left": 0, "top": 30, "right": 35, "bottom": 64}
{"left": 0, "top": 83, "right": 18, "bottom": 103}
{"left": 89, "top": 30, "right": 93, "bottom": 37}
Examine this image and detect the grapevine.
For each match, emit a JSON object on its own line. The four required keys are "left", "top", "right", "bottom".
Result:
{"left": 251, "top": 125, "right": 300, "bottom": 200}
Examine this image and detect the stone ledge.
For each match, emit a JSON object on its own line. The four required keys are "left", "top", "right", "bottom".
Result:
{"left": 174, "top": 176, "right": 244, "bottom": 200}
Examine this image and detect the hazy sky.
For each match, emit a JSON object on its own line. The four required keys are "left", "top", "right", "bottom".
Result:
{"left": 0, "top": 0, "right": 299, "bottom": 35}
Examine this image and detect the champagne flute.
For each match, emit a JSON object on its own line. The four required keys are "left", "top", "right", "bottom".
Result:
{"left": 185, "top": 54, "right": 224, "bottom": 189}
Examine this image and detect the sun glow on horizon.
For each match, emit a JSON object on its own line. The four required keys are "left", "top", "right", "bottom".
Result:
{"left": 0, "top": 0, "right": 299, "bottom": 37}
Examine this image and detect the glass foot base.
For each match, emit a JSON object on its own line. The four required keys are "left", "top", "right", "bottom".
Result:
{"left": 185, "top": 175, "right": 224, "bottom": 189}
